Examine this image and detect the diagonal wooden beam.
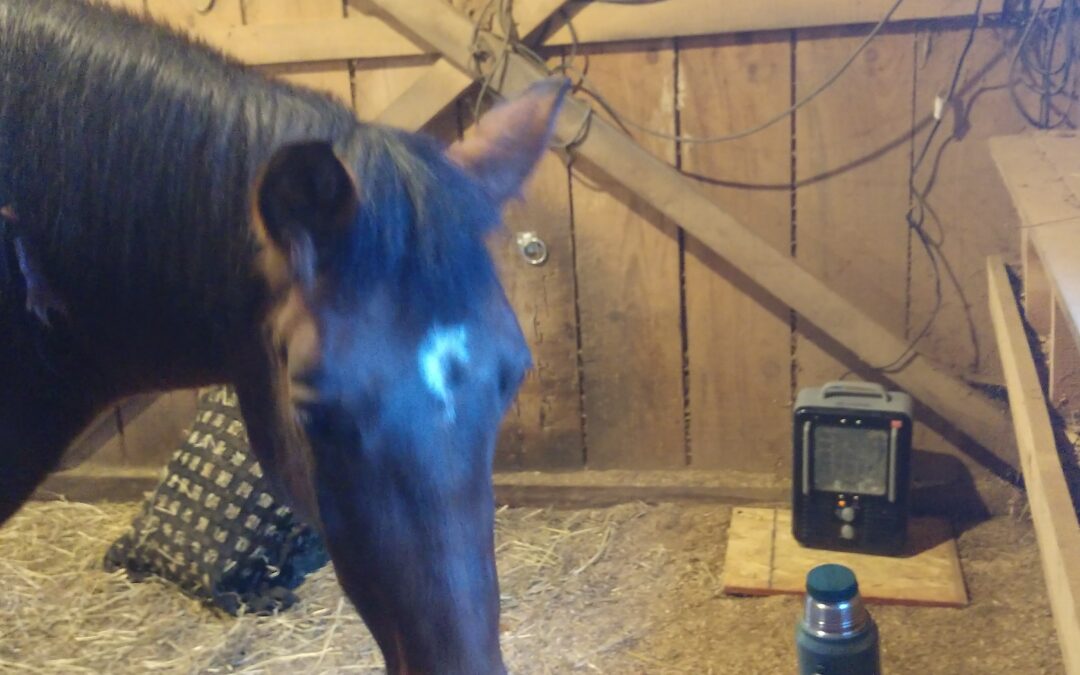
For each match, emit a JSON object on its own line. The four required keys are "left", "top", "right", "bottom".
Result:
{"left": 363, "top": 0, "right": 1019, "bottom": 473}
{"left": 374, "top": 0, "right": 570, "bottom": 130}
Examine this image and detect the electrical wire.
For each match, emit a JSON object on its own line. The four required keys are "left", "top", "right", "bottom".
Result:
{"left": 565, "top": 0, "right": 907, "bottom": 144}
{"left": 1008, "top": 0, "right": 1079, "bottom": 129}
{"left": 874, "top": 0, "right": 986, "bottom": 374}
{"left": 470, "top": 0, "right": 908, "bottom": 144}
{"left": 836, "top": 0, "right": 986, "bottom": 379}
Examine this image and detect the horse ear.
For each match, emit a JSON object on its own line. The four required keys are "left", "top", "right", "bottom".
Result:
{"left": 446, "top": 78, "right": 570, "bottom": 204}
{"left": 256, "top": 140, "right": 359, "bottom": 281}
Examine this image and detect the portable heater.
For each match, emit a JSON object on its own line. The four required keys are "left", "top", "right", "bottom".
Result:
{"left": 792, "top": 381, "right": 913, "bottom": 556}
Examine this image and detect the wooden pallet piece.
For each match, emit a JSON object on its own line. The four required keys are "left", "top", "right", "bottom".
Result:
{"left": 722, "top": 507, "right": 968, "bottom": 608}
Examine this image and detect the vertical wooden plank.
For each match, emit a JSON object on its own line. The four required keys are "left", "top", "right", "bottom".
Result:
{"left": 491, "top": 147, "right": 583, "bottom": 469}
{"left": 680, "top": 32, "right": 793, "bottom": 475}
{"left": 909, "top": 24, "right": 1028, "bottom": 464}
{"left": 245, "top": 0, "right": 352, "bottom": 104}
{"left": 909, "top": 24, "right": 1026, "bottom": 382}
{"left": 1025, "top": 235, "right": 1054, "bottom": 337}
{"left": 571, "top": 42, "right": 683, "bottom": 469}
{"left": 1050, "top": 297, "right": 1080, "bottom": 420}
{"left": 793, "top": 27, "right": 914, "bottom": 386}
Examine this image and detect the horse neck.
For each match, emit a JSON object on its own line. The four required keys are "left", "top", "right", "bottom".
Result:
{"left": 20, "top": 85, "right": 355, "bottom": 393}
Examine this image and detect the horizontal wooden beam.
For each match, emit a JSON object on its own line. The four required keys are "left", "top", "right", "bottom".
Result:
{"left": 198, "top": 0, "right": 1017, "bottom": 67}
{"left": 542, "top": 0, "right": 1014, "bottom": 46}
{"left": 364, "top": 0, "right": 1019, "bottom": 475}
{"left": 34, "top": 467, "right": 788, "bottom": 508}
{"left": 987, "top": 255, "right": 1080, "bottom": 675}
{"left": 35, "top": 464, "right": 998, "bottom": 514}
{"left": 200, "top": 12, "right": 419, "bottom": 65}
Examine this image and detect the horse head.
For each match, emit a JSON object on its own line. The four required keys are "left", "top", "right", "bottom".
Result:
{"left": 251, "top": 79, "right": 569, "bottom": 674}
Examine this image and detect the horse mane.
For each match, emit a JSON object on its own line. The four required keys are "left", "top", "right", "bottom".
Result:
{"left": 0, "top": 0, "right": 501, "bottom": 349}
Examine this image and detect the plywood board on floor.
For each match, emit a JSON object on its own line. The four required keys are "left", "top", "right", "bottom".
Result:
{"left": 722, "top": 507, "right": 968, "bottom": 608}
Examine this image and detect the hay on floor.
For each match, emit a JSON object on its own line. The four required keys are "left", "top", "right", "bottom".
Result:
{"left": 0, "top": 499, "right": 1063, "bottom": 674}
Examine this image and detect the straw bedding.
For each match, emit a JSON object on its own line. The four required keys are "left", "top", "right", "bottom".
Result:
{"left": 0, "top": 498, "right": 1062, "bottom": 674}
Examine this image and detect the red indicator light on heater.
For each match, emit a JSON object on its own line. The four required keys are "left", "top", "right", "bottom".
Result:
{"left": 890, "top": 420, "right": 903, "bottom": 429}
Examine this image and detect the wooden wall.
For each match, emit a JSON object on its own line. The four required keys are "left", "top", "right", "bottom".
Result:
{"left": 83, "top": 2, "right": 1028, "bottom": 483}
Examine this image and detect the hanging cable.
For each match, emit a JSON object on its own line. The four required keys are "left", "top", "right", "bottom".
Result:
{"left": 469, "top": 0, "right": 908, "bottom": 144}
{"left": 1009, "top": 0, "right": 1079, "bottom": 129}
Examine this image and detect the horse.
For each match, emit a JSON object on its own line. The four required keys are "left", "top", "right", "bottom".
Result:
{"left": 0, "top": 1, "right": 569, "bottom": 672}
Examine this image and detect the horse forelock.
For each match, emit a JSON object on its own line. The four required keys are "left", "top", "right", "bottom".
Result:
{"left": 329, "top": 126, "right": 505, "bottom": 324}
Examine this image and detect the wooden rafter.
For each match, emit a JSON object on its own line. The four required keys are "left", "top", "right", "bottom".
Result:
{"left": 362, "top": 0, "right": 1019, "bottom": 473}
{"left": 197, "top": 0, "right": 1031, "bottom": 67}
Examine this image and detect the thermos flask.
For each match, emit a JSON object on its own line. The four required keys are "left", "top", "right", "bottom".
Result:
{"left": 796, "top": 563, "right": 881, "bottom": 675}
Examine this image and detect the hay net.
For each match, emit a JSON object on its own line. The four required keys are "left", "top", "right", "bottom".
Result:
{"left": 103, "top": 385, "right": 329, "bottom": 615}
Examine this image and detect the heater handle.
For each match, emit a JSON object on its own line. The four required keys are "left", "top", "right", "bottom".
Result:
{"left": 820, "top": 381, "right": 889, "bottom": 401}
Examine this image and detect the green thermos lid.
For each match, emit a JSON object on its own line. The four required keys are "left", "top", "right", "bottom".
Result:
{"left": 806, "top": 564, "right": 859, "bottom": 604}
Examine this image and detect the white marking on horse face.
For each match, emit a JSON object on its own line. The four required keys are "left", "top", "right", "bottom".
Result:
{"left": 419, "top": 324, "right": 470, "bottom": 422}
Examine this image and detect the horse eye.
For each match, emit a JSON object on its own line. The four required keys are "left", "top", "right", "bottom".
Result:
{"left": 295, "top": 400, "right": 337, "bottom": 440}
{"left": 446, "top": 357, "right": 467, "bottom": 389}
{"left": 302, "top": 403, "right": 360, "bottom": 447}
{"left": 498, "top": 363, "right": 525, "bottom": 401}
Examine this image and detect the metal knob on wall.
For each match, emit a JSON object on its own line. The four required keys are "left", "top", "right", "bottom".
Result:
{"left": 516, "top": 231, "right": 548, "bottom": 266}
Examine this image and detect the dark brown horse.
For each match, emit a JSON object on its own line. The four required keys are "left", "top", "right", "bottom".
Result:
{"left": 0, "top": 1, "right": 568, "bottom": 672}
